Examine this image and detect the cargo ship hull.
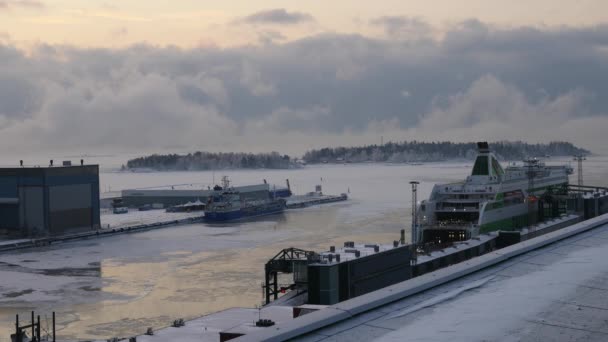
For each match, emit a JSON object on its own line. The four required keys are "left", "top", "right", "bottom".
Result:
{"left": 204, "top": 204, "right": 285, "bottom": 222}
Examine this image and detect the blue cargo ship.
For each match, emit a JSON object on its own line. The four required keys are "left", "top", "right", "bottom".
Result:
{"left": 204, "top": 190, "right": 287, "bottom": 222}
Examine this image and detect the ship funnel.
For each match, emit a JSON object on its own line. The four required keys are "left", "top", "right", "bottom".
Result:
{"left": 477, "top": 141, "right": 490, "bottom": 153}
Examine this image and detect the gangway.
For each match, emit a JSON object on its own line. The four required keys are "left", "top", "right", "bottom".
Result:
{"left": 264, "top": 248, "right": 319, "bottom": 304}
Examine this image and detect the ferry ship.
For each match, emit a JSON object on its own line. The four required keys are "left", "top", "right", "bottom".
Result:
{"left": 204, "top": 190, "right": 286, "bottom": 222}
{"left": 416, "top": 142, "right": 573, "bottom": 244}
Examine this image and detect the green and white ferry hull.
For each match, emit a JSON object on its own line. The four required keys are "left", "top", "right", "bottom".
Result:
{"left": 417, "top": 142, "right": 572, "bottom": 244}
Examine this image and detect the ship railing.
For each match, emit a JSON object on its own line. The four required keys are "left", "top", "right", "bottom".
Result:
{"left": 423, "top": 223, "right": 478, "bottom": 230}
{"left": 435, "top": 207, "right": 479, "bottom": 212}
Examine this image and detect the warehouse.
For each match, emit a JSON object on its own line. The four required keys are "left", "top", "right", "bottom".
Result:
{"left": 0, "top": 161, "right": 100, "bottom": 237}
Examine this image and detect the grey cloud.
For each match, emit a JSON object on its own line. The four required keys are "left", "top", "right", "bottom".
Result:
{"left": 257, "top": 30, "right": 287, "bottom": 45}
{"left": 0, "top": 75, "right": 42, "bottom": 118}
{"left": 239, "top": 8, "right": 314, "bottom": 25}
{"left": 1, "top": 20, "right": 608, "bottom": 155}
{"left": 371, "top": 16, "right": 433, "bottom": 40}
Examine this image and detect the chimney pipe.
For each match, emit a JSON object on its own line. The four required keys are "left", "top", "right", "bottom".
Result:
{"left": 50, "top": 160, "right": 53, "bottom": 167}
{"left": 81, "top": 159, "right": 84, "bottom": 166}
{"left": 20, "top": 160, "right": 23, "bottom": 167}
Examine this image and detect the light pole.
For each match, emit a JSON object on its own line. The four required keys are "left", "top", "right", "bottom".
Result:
{"left": 410, "top": 181, "right": 420, "bottom": 245}
{"left": 574, "top": 155, "right": 586, "bottom": 186}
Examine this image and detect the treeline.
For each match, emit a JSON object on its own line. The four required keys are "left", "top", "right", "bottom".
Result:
{"left": 126, "top": 151, "right": 293, "bottom": 170}
{"left": 302, "top": 141, "right": 589, "bottom": 163}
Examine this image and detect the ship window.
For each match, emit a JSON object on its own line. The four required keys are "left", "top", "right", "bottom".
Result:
{"left": 472, "top": 156, "right": 489, "bottom": 176}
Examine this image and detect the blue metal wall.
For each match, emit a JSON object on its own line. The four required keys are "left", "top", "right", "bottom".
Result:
{"left": 0, "top": 165, "right": 100, "bottom": 236}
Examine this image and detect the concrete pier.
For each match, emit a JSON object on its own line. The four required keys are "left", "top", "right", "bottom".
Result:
{"left": 236, "top": 213, "right": 608, "bottom": 341}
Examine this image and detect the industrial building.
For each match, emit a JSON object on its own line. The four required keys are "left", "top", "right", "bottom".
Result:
{"left": 0, "top": 162, "right": 100, "bottom": 237}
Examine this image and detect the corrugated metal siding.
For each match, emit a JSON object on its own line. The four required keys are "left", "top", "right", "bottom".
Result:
{"left": 0, "top": 165, "right": 100, "bottom": 236}
{"left": 0, "top": 204, "right": 19, "bottom": 229}
{"left": 49, "top": 208, "right": 92, "bottom": 234}
{"left": 0, "top": 176, "right": 18, "bottom": 197}
{"left": 20, "top": 187, "right": 45, "bottom": 234}
{"left": 49, "top": 184, "right": 92, "bottom": 211}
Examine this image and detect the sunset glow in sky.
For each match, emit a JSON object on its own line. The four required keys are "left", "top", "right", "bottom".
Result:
{"left": 2, "top": 1, "right": 607, "bottom": 47}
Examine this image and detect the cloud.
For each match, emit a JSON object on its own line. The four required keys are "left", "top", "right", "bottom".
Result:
{"left": 371, "top": 16, "right": 433, "bottom": 40}
{"left": 257, "top": 30, "right": 287, "bottom": 45}
{"left": 1, "top": 20, "right": 608, "bottom": 156}
{"left": 239, "top": 8, "right": 314, "bottom": 25}
{"left": 0, "top": 0, "right": 43, "bottom": 10}
{"left": 411, "top": 75, "right": 588, "bottom": 139}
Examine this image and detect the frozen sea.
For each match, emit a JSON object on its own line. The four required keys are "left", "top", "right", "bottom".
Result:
{"left": 0, "top": 156, "right": 606, "bottom": 341}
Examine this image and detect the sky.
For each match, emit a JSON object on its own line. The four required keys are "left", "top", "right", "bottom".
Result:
{"left": 1, "top": 1, "right": 608, "bottom": 157}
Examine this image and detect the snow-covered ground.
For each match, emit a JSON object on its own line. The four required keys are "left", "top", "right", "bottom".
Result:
{"left": 0, "top": 157, "right": 606, "bottom": 341}
{"left": 100, "top": 209, "right": 204, "bottom": 229}
{"left": 377, "top": 238, "right": 608, "bottom": 342}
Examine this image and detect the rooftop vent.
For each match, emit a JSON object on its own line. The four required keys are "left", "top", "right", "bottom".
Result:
{"left": 255, "top": 319, "right": 275, "bottom": 327}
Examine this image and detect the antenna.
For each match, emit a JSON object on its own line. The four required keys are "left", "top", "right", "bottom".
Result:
{"left": 221, "top": 175, "right": 230, "bottom": 189}
{"left": 574, "top": 155, "right": 586, "bottom": 186}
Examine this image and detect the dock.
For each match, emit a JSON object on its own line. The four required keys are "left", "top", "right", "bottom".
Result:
{"left": 0, "top": 192, "right": 349, "bottom": 254}
{"left": 0, "top": 213, "right": 204, "bottom": 253}
{"left": 286, "top": 193, "right": 348, "bottom": 209}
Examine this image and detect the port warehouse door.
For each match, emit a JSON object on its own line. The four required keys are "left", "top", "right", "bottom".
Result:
{"left": 20, "top": 186, "right": 45, "bottom": 234}
{"left": 0, "top": 176, "right": 19, "bottom": 230}
{"left": 45, "top": 166, "right": 100, "bottom": 234}
{"left": 49, "top": 184, "right": 93, "bottom": 235}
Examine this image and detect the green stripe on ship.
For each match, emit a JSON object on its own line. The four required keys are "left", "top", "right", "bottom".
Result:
{"left": 479, "top": 213, "right": 530, "bottom": 234}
